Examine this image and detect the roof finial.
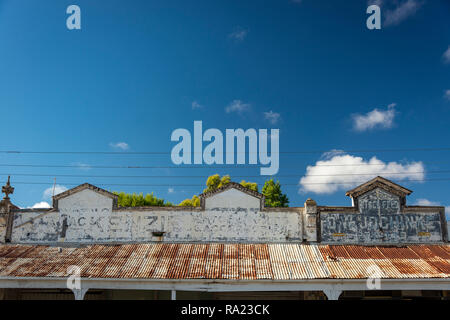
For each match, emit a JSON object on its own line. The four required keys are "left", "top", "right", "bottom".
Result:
{"left": 2, "top": 176, "right": 14, "bottom": 200}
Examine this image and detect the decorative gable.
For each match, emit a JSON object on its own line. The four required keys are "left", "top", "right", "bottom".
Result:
{"left": 320, "top": 176, "right": 445, "bottom": 244}
{"left": 346, "top": 176, "right": 412, "bottom": 210}
{"left": 53, "top": 183, "right": 117, "bottom": 209}
{"left": 200, "top": 182, "right": 265, "bottom": 210}
{"left": 356, "top": 188, "right": 400, "bottom": 215}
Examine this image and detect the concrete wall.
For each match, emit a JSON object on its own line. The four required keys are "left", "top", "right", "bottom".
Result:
{"left": 320, "top": 188, "right": 444, "bottom": 243}
{"left": 0, "top": 215, "right": 6, "bottom": 243}
{"left": 6, "top": 185, "right": 447, "bottom": 245}
{"left": 10, "top": 187, "right": 303, "bottom": 244}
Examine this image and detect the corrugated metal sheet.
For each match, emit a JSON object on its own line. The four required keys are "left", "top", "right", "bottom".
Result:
{"left": 0, "top": 244, "right": 448, "bottom": 280}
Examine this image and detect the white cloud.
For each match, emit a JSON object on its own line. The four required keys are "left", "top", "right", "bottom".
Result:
{"left": 168, "top": 188, "right": 175, "bottom": 194}
{"left": 109, "top": 142, "right": 129, "bottom": 150}
{"left": 29, "top": 201, "right": 51, "bottom": 209}
{"left": 264, "top": 111, "right": 281, "bottom": 124}
{"left": 299, "top": 153, "right": 424, "bottom": 194}
{"left": 352, "top": 103, "right": 396, "bottom": 132}
{"left": 414, "top": 199, "right": 440, "bottom": 206}
{"left": 442, "top": 46, "right": 450, "bottom": 64}
{"left": 72, "top": 162, "right": 91, "bottom": 171}
{"left": 413, "top": 200, "right": 449, "bottom": 220}
{"left": 43, "top": 184, "right": 68, "bottom": 200}
{"left": 225, "top": 100, "right": 250, "bottom": 114}
{"left": 384, "top": 0, "right": 423, "bottom": 27}
{"left": 228, "top": 27, "right": 248, "bottom": 42}
{"left": 191, "top": 101, "right": 203, "bottom": 109}
{"left": 444, "top": 90, "right": 450, "bottom": 100}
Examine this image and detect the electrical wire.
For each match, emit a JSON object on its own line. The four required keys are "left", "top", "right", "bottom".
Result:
{"left": 4, "top": 177, "right": 450, "bottom": 187}
{"left": 0, "top": 170, "right": 444, "bottom": 178}
{"left": 0, "top": 147, "right": 449, "bottom": 155}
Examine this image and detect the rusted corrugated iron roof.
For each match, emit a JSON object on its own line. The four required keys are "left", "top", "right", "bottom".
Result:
{"left": 0, "top": 243, "right": 448, "bottom": 280}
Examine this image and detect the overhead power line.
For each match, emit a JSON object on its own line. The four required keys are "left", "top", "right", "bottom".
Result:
{"left": 5, "top": 178, "right": 450, "bottom": 187}
{"left": 0, "top": 147, "right": 450, "bottom": 155}
{"left": 0, "top": 170, "right": 445, "bottom": 178}
{"left": 0, "top": 161, "right": 447, "bottom": 169}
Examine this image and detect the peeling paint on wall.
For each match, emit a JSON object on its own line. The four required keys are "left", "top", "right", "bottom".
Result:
{"left": 6, "top": 182, "right": 447, "bottom": 245}
{"left": 321, "top": 188, "right": 443, "bottom": 243}
{"left": 11, "top": 188, "right": 302, "bottom": 243}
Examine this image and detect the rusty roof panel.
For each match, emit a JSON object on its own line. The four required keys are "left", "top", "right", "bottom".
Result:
{"left": 0, "top": 258, "right": 26, "bottom": 276}
{"left": 114, "top": 244, "right": 138, "bottom": 259}
{"left": 6, "top": 258, "right": 38, "bottom": 277}
{"left": 253, "top": 244, "right": 272, "bottom": 280}
{"left": 0, "top": 257, "right": 14, "bottom": 274}
{"left": 221, "top": 244, "right": 239, "bottom": 279}
{"left": 268, "top": 244, "right": 290, "bottom": 280}
{"left": 204, "top": 243, "right": 222, "bottom": 279}
{"left": 167, "top": 243, "right": 193, "bottom": 279}
{"left": 411, "top": 245, "right": 450, "bottom": 260}
{"left": 100, "top": 258, "right": 128, "bottom": 278}
{"left": 342, "top": 245, "right": 372, "bottom": 259}
{"left": 0, "top": 244, "right": 448, "bottom": 280}
{"left": 186, "top": 244, "right": 208, "bottom": 279}
{"left": 0, "top": 245, "right": 18, "bottom": 258}
{"left": 151, "top": 244, "right": 177, "bottom": 279}
{"left": 4, "top": 245, "right": 35, "bottom": 258}
{"left": 120, "top": 258, "right": 145, "bottom": 279}
{"left": 239, "top": 244, "right": 255, "bottom": 280}
{"left": 424, "top": 259, "right": 450, "bottom": 275}
{"left": 134, "top": 244, "right": 163, "bottom": 278}
{"left": 283, "top": 244, "right": 310, "bottom": 279}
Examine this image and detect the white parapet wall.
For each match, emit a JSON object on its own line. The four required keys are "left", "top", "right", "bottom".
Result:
{"left": 6, "top": 177, "right": 448, "bottom": 245}
{"left": 10, "top": 185, "right": 303, "bottom": 244}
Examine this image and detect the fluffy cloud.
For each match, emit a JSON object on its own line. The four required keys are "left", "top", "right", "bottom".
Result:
{"left": 442, "top": 46, "right": 450, "bottom": 64}
{"left": 228, "top": 27, "right": 248, "bottom": 42}
{"left": 109, "top": 142, "right": 129, "bottom": 150}
{"left": 299, "top": 152, "right": 424, "bottom": 194}
{"left": 414, "top": 200, "right": 449, "bottom": 220}
{"left": 352, "top": 103, "right": 396, "bottom": 132}
{"left": 191, "top": 101, "right": 203, "bottom": 109}
{"left": 72, "top": 162, "right": 91, "bottom": 171}
{"left": 384, "top": 0, "right": 423, "bottom": 27}
{"left": 225, "top": 100, "right": 250, "bottom": 114}
{"left": 414, "top": 199, "right": 440, "bottom": 206}
{"left": 43, "top": 184, "right": 68, "bottom": 200}
{"left": 444, "top": 90, "right": 450, "bottom": 101}
{"left": 29, "top": 201, "right": 51, "bottom": 209}
{"left": 264, "top": 111, "right": 281, "bottom": 124}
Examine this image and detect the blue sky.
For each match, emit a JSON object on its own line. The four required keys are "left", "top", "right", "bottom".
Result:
{"left": 0, "top": 0, "right": 449, "bottom": 217}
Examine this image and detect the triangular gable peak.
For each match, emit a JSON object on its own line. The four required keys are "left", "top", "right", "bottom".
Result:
{"left": 199, "top": 182, "right": 265, "bottom": 210}
{"left": 53, "top": 183, "right": 118, "bottom": 209}
{"left": 346, "top": 176, "right": 412, "bottom": 199}
{"left": 345, "top": 176, "right": 413, "bottom": 213}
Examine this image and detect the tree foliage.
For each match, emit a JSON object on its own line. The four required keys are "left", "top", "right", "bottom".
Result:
{"left": 262, "top": 179, "right": 289, "bottom": 207}
{"left": 202, "top": 174, "right": 259, "bottom": 193}
{"left": 239, "top": 180, "right": 258, "bottom": 192}
{"left": 113, "top": 175, "right": 289, "bottom": 209}
{"left": 178, "top": 195, "right": 200, "bottom": 207}
{"left": 203, "top": 174, "right": 231, "bottom": 193}
{"left": 113, "top": 191, "right": 172, "bottom": 207}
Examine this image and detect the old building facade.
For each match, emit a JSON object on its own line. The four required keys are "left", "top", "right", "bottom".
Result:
{"left": 0, "top": 176, "right": 448, "bottom": 300}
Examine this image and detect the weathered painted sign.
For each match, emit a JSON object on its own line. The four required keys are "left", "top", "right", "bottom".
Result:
{"left": 11, "top": 188, "right": 302, "bottom": 243}
{"left": 321, "top": 188, "right": 443, "bottom": 243}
